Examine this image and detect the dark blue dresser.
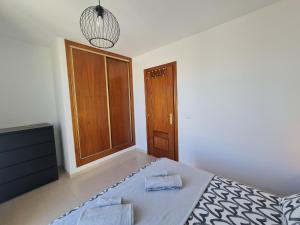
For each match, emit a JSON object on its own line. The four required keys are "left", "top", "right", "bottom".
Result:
{"left": 0, "top": 123, "right": 58, "bottom": 202}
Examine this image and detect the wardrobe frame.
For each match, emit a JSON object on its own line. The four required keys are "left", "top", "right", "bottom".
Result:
{"left": 65, "top": 39, "right": 135, "bottom": 167}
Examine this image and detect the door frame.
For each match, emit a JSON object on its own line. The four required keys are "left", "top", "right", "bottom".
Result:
{"left": 144, "top": 61, "right": 178, "bottom": 161}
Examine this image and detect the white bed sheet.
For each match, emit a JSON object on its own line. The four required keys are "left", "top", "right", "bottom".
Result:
{"left": 51, "top": 158, "right": 213, "bottom": 225}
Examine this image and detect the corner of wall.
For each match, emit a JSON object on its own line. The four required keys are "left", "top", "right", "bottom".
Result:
{"left": 50, "top": 37, "right": 77, "bottom": 174}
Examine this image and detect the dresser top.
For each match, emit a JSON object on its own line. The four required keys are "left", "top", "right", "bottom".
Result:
{"left": 0, "top": 123, "right": 53, "bottom": 135}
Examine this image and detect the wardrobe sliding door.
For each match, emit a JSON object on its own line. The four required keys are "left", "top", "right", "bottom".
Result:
{"left": 107, "top": 58, "right": 133, "bottom": 148}
{"left": 65, "top": 40, "right": 135, "bottom": 167}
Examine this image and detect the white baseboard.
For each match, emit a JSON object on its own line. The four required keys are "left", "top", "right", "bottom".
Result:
{"left": 67, "top": 146, "right": 136, "bottom": 177}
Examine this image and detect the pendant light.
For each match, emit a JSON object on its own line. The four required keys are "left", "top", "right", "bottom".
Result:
{"left": 80, "top": 0, "right": 120, "bottom": 49}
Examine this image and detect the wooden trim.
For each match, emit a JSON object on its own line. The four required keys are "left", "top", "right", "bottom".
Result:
{"left": 65, "top": 42, "right": 80, "bottom": 167}
{"left": 65, "top": 39, "right": 131, "bottom": 62}
{"left": 128, "top": 60, "right": 136, "bottom": 144}
{"left": 143, "top": 71, "right": 150, "bottom": 155}
{"left": 173, "top": 62, "right": 179, "bottom": 161}
{"left": 144, "top": 61, "right": 178, "bottom": 161}
{"left": 104, "top": 56, "right": 113, "bottom": 149}
{"left": 65, "top": 39, "right": 135, "bottom": 167}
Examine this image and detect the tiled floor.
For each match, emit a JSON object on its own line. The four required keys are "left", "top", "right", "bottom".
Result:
{"left": 0, "top": 149, "right": 156, "bottom": 225}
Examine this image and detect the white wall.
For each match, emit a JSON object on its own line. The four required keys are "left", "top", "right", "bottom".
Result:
{"left": 133, "top": 0, "right": 300, "bottom": 195}
{"left": 0, "top": 36, "right": 62, "bottom": 165}
{"left": 51, "top": 38, "right": 74, "bottom": 172}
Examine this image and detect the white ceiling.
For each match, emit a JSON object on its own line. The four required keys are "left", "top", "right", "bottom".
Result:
{"left": 0, "top": 0, "right": 280, "bottom": 57}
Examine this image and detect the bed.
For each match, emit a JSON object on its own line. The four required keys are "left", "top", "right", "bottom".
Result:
{"left": 50, "top": 158, "right": 298, "bottom": 225}
{"left": 186, "top": 176, "right": 282, "bottom": 225}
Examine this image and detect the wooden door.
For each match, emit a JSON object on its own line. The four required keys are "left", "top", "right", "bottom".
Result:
{"left": 71, "top": 48, "right": 111, "bottom": 164}
{"left": 107, "top": 57, "right": 133, "bottom": 148}
{"left": 65, "top": 40, "right": 135, "bottom": 167}
{"left": 144, "top": 62, "right": 178, "bottom": 160}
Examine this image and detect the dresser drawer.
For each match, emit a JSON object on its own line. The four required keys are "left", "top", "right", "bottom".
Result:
{"left": 0, "top": 142, "right": 55, "bottom": 169}
{"left": 0, "top": 127, "right": 54, "bottom": 152}
{"left": 0, "top": 167, "right": 58, "bottom": 203}
{"left": 0, "top": 154, "right": 57, "bottom": 185}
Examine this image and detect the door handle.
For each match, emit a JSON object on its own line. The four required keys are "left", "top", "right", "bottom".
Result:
{"left": 169, "top": 113, "right": 173, "bottom": 125}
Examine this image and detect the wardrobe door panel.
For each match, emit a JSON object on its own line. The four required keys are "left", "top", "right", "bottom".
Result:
{"left": 107, "top": 58, "right": 132, "bottom": 147}
{"left": 71, "top": 49, "right": 111, "bottom": 159}
{"left": 65, "top": 40, "right": 135, "bottom": 167}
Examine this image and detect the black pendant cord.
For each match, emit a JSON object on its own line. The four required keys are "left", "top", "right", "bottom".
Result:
{"left": 96, "top": 0, "right": 104, "bottom": 18}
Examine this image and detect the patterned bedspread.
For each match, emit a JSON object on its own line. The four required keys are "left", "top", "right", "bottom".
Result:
{"left": 185, "top": 176, "right": 283, "bottom": 225}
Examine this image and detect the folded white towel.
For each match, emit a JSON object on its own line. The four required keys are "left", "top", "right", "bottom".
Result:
{"left": 151, "top": 170, "right": 168, "bottom": 177}
{"left": 77, "top": 204, "right": 134, "bottom": 225}
{"left": 145, "top": 175, "right": 183, "bottom": 191}
{"left": 96, "top": 197, "right": 122, "bottom": 207}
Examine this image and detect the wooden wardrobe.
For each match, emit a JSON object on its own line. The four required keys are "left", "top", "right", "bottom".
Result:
{"left": 65, "top": 40, "right": 135, "bottom": 167}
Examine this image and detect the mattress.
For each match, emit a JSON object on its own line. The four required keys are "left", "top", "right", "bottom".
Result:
{"left": 185, "top": 176, "right": 283, "bottom": 225}
{"left": 50, "top": 159, "right": 283, "bottom": 225}
{"left": 50, "top": 158, "right": 213, "bottom": 225}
